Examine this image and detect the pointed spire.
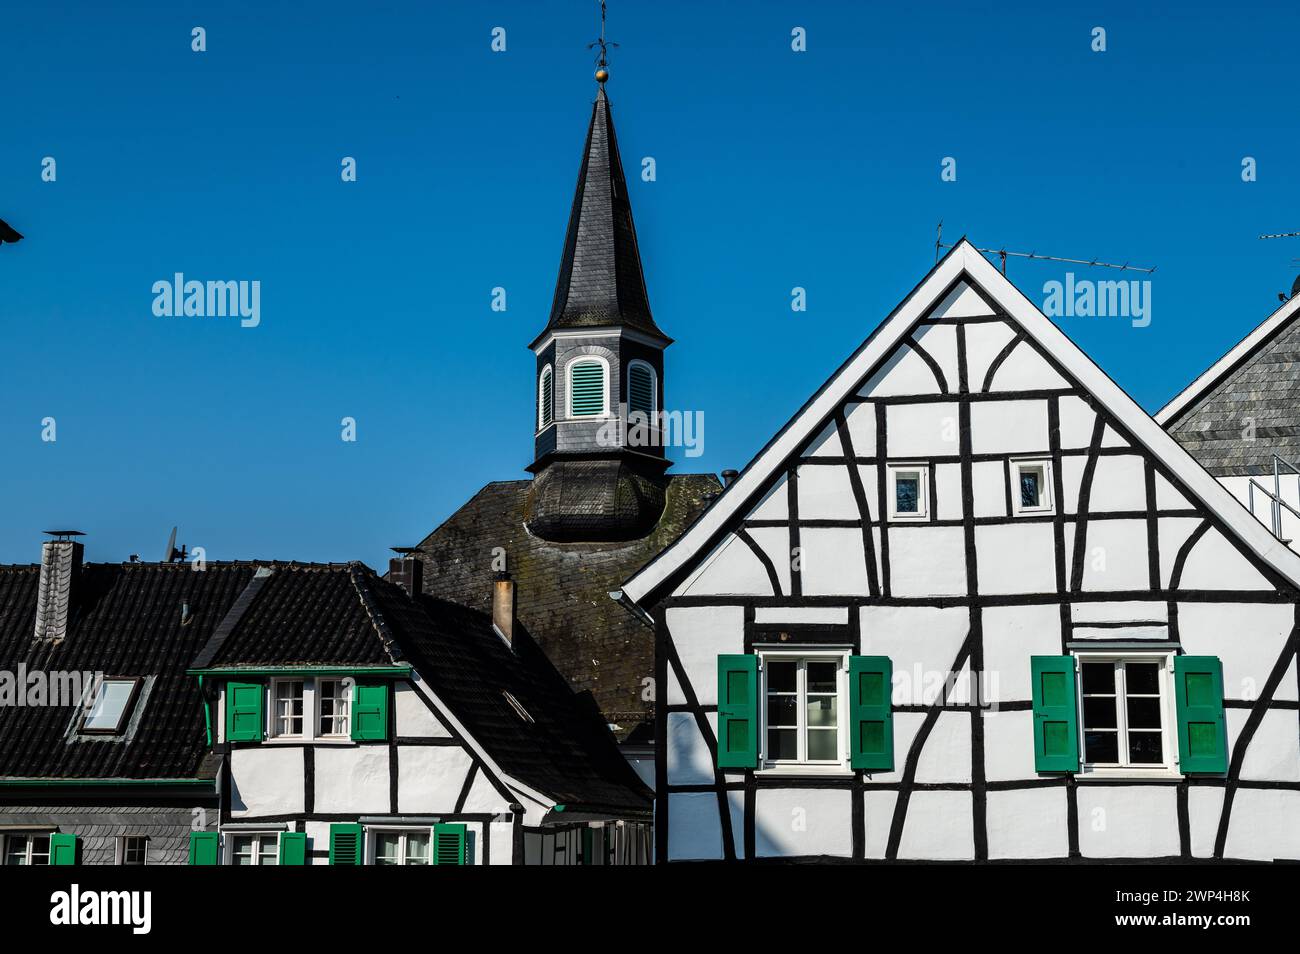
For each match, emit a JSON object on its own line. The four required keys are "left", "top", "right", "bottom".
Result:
{"left": 535, "top": 87, "right": 669, "bottom": 345}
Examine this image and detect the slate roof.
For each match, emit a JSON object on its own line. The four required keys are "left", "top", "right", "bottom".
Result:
{"left": 533, "top": 87, "right": 669, "bottom": 346}
{"left": 189, "top": 562, "right": 650, "bottom": 814}
{"left": 410, "top": 474, "right": 722, "bottom": 742}
{"left": 0, "top": 561, "right": 257, "bottom": 780}
{"left": 1162, "top": 298, "right": 1300, "bottom": 476}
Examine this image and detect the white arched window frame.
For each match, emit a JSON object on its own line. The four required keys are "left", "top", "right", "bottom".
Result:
{"left": 626, "top": 359, "right": 658, "bottom": 422}
{"left": 538, "top": 365, "right": 554, "bottom": 430}
{"left": 567, "top": 355, "right": 610, "bottom": 419}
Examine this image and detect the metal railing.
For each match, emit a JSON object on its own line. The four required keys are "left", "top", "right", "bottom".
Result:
{"left": 1246, "top": 454, "right": 1300, "bottom": 541}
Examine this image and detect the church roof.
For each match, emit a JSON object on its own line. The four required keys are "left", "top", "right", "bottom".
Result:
{"left": 1157, "top": 292, "right": 1300, "bottom": 476}
{"left": 532, "top": 87, "right": 669, "bottom": 347}
{"left": 409, "top": 473, "right": 721, "bottom": 741}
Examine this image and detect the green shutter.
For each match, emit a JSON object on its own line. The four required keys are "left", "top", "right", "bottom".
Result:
{"left": 328, "top": 823, "right": 363, "bottom": 865}
{"left": 188, "top": 831, "right": 218, "bottom": 866}
{"left": 1031, "top": 656, "right": 1079, "bottom": 772}
{"left": 49, "top": 833, "right": 77, "bottom": 865}
{"left": 716, "top": 654, "right": 758, "bottom": 768}
{"left": 628, "top": 365, "right": 654, "bottom": 418}
{"left": 433, "top": 824, "right": 467, "bottom": 865}
{"left": 279, "top": 831, "right": 307, "bottom": 865}
{"left": 569, "top": 361, "right": 605, "bottom": 417}
{"left": 1175, "top": 656, "right": 1228, "bottom": 774}
{"left": 225, "top": 681, "right": 263, "bottom": 742}
{"left": 849, "top": 656, "right": 893, "bottom": 771}
{"left": 351, "top": 683, "right": 389, "bottom": 741}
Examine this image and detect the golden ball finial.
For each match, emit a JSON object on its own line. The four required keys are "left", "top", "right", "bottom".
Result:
{"left": 595, "top": 68, "right": 609, "bottom": 83}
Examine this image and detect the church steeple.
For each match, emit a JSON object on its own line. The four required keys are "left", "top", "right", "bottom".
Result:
{"left": 525, "top": 66, "right": 673, "bottom": 543}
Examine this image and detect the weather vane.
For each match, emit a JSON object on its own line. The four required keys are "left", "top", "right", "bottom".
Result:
{"left": 587, "top": 0, "right": 617, "bottom": 83}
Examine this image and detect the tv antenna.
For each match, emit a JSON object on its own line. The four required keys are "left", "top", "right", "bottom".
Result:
{"left": 934, "top": 221, "right": 1156, "bottom": 275}
{"left": 1257, "top": 231, "right": 1300, "bottom": 301}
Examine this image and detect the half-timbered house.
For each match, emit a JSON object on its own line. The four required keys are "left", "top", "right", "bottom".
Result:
{"left": 618, "top": 240, "right": 1300, "bottom": 863}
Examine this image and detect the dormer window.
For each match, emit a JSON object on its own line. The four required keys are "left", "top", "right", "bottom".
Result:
{"left": 538, "top": 365, "right": 554, "bottom": 430}
{"left": 80, "top": 677, "right": 141, "bottom": 734}
{"left": 568, "top": 358, "right": 608, "bottom": 418}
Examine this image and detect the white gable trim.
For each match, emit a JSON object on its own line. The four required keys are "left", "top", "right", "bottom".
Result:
{"left": 621, "top": 239, "right": 1300, "bottom": 605}
{"left": 1155, "top": 292, "right": 1300, "bottom": 427}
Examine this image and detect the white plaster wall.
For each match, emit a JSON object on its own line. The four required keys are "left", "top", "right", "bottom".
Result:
{"left": 860, "top": 605, "right": 970, "bottom": 705}
{"left": 802, "top": 419, "right": 843, "bottom": 457}
{"left": 1154, "top": 470, "right": 1192, "bottom": 510}
{"left": 754, "top": 787, "right": 852, "bottom": 858}
{"left": 1157, "top": 517, "right": 1204, "bottom": 587}
{"left": 1177, "top": 528, "right": 1272, "bottom": 591}
{"left": 986, "top": 341, "right": 1069, "bottom": 391}
{"left": 666, "top": 793, "right": 723, "bottom": 860}
{"left": 1077, "top": 519, "right": 1150, "bottom": 591}
{"left": 313, "top": 745, "right": 390, "bottom": 814}
{"left": 395, "top": 680, "right": 450, "bottom": 738}
{"left": 981, "top": 709, "right": 1038, "bottom": 782}
{"left": 1222, "top": 789, "right": 1300, "bottom": 861}
{"left": 888, "top": 525, "right": 967, "bottom": 597}
{"left": 971, "top": 460, "right": 1008, "bottom": 518}
{"left": 749, "top": 475, "right": 789, "bottom": 520}
{"left": 861, "top": 790, "right": 899, "bottom": 859}
{"left": 1076, "top": 785, "right": 1180, "bottom": 858}
{"left": 982, "top": 604, "right": 1062, "bottom": 703}
{"left": 304, "top": 820, "right": 332, "bottom": 865}
{"left": 860, "top": 346, "right": 944, "bottom": 397}
{"left": 667, "top": 711, "right": 716, "bottom": 786}
{"left": 229, "top": 747, "right": 305, "bottom": 817}
{"left": 934, "top": 463, "right": 963, "bottom": 521}
{"left": 665, "top": 605, "right": 744, "bottom": 706}
{"left": 395, "top": 745, "right": 474, "bottom": 814}
{"left": 842, "top": 401, "right": 877, "bottom": 456}
{"left": 797, "top": 463, "right": 858, "bottom": 520}
{"left": 1177, "top": 601, "right": 1297, "bottom": 701}
{"left": 975, "top": 522, "right": 1057, "bottom": 595}
{"left": 1233, "top": 709, "right": 1300, "bottom": 782}
{"left": 1057, "top": 395, "right": 1098, "bottom": 449}
{"left": 1085, "top": 454, "right": 1149, "bottom": 512}
{"left": 961, "top": 316, "right": 1016, "bottom": 388}
{"left": 489, "top": 820, "right": 515, "bottom": 865}
{"left": 1187, "top": 786, "right": 1224, "bottom": 859}
{"left": 860, "top": 711, "right": 925, "bottom": 785}
{"left": 753, "top": 606, "right": 848, "bottom": 625}
{"left": 913, "top": 711, "right": 972, "bottom": 783}
{"left": 462, "top": 767, "right": 511, "bottom": 814}
{"left": 986, "top": 787, "right": 1069, "bottom": 859}
{"left": 747, "top": 525, "right": 793, "bottom": 595}
{"left": 912, "top": 323, "right": 960, "bottom": 389}
{"left": 680, "top": 534, "right": 773, "bottom": 597}
{"left": 970, "top": 399, "right": 1049, "bottom": 455}
{"left": 885, "top": 402, "right": 960, "bottom": 458}
{"left": 897, "top": 790, "right": 974, "bottom": 860}
{"left": 801, "top": 527, "right": 871, "bottom": 596}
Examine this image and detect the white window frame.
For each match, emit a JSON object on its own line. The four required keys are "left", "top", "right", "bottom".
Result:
{"left": 1074, "top": 650, "right": 1180, "bottom": 779}
{"left": 538, "top": 364, "right": 555, "bottom": 431}
{"left": 269, "top": 678, "right": 307, "bottom": 739}
{"left": 625, "top": 359, "right": 657, "bottom": 420}
{"left": 887, "top": 463, "right": 930, "bottom": 521}
{"left": 226, "top": 831, "right": 281, "bottom": 866}
{"left": 317, "top": 678, "right": 352, "bottom": 738}
{"left": 1, "top": 832, "right": 53, "bottom": 866}
{"left": 80, "top": 676, "right": 142, "bottom": 734}
{"left": 117, "top": 835, "right": 148, "bottom": 865}
{"left": 566, "top": 355, "right": 611, "bottom": 419}
{"left": 1011, "top": 458, "right": 1054, "bottom": 515}
{"left": 756, "top": 647, "right": 852, "bottom": 775}
{"left": 365, "top": 826, "right": 433, "bottom": 866}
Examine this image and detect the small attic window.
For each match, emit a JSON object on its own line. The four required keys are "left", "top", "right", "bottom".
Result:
{"left": 81, "top": 678, "right": 141, "bottom": 734}
{"left": 502, "top": 690, "right": 534, "bottom": 724}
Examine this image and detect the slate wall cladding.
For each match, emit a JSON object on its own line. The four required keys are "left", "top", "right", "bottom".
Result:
{"left": 0, "top": 805, "right": 211, "bottom": 865}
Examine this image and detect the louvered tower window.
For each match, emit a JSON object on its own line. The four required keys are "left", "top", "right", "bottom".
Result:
{"left": 568, "top": 359, "right": 607, "bottom": 417}
{"left": 538, "top": 366, "right": 554, "bottom": 429}
{"left": 628, "top": 362, "right": 656, "bottom": 419}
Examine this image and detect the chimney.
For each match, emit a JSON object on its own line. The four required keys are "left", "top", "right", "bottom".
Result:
{"left": 722, "top": 469, "right": 739, "bottom": 487}
{"left": 388, "top": 551, "right": 424, "bottom": 597}
{"left": 492, "top": 572, "right": 516, "bottom": 647}
{"left": 35, "top": 531, "right": 84, "bottom": 641}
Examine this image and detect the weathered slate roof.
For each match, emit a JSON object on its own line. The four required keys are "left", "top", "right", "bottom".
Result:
{"left": 1159, "top": 294, "right": 1300, "bottom": 476}
{"left": 533, "top": 87, "right": 669, "bottom": 346}
{"left": 0, "top": 561, "right": 257, "bottom": 780}
{"left": 411, "top": 474, "right": 722, "bottom": 741}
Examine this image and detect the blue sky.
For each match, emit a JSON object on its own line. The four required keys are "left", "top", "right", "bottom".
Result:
{"left": 2, "top": 0, "right": 1299, "bottom": 568}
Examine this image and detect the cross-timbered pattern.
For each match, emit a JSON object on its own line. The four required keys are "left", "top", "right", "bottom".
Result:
{"left": 621, "top": 241, "right": 1300, "bottom": 863}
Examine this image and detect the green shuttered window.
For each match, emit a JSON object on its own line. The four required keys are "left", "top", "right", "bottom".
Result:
{"left": 49, "top": 832, "right": 77, "bottom": 865}
{"left": 849, "top": 656, "right": 893, "bottom": 771}
{"left": 188, "top": 831, "right": 218, "bottom": 866}
{"left": 279, "top": 831, "right": 307, "bottom": 865}
{"left": 1174, "top": 656, "right": 1228, "bottom": 774}
{"left": 226, "top": 680, "right": 264, "bottom": 742}
{"left": 1032, "top": 655, "right": 1079, "bottom": 772}
{"left": 628, "top": 363, "right": 655, "bottom": 418}
{"left": 329, "top": 823, "right": 363, "bottom": 865}
{"left": 569, "top": 359, "right": 606, "bottom": 417}
{"left": 716, "top": 655, "right": 759, "bottom": 768}
{"left": 351, "top": 683, "right": 389, "bottom": 740}
{"left": 433, "top": 823, "right": 467, "bottom": 865}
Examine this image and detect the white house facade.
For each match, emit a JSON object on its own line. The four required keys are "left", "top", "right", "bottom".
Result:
{"left": 619, "top": 240, "right": 1300, "bottom": 864}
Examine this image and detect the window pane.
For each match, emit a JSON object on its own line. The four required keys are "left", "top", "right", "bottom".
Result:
{"left": 767, "top": 728, "right": 798, "bottom": 760}
{"left": 375, "top": 833, "right": 401, "bottom": 865}
{"left": 1082, "top": 696, "right": 1117, "bottom": 729}
{"left": 405, "top": 833, "right": 430, "bottom": 866}
{"left": 84, "top": 679, "right": 136, "bottom": 731}
{"left": 807, "top": 662, "right": 837, "bottom": 694}
{"left": 807, "top": 729, "right": 838, "bottom": 761}
{"left": 233, "top": 836, "right": 254, "bottom": 865}
{"left": 767, "top": 695, "right": 797, "bottom": 727}
{"left": 1081, "top": 662, "right": 1114, "bottom": 694}
{"left": 1084, "top": 730, "right": 1118, "bottom": 763}
{"left": 5, "top": 835, "right": 28, "bottom": 865}
{"left": 895, "top": 475, "right": 920, "bottom": 513}
{"left": 1128, "top": 731, "right": 1163, "bottom": 764}
{"left": 806, "top": 695, "right": 837, "bottom": 727}
{"left": 1019, "top": 470, "right": 1041, "bottom": 508}
{"left": 1126, "top": 663, "right": 1159, "bottom": 696}
{"left": 1126, "top": 696, "right": 1162, "bottom": 730}
{"left": 767, "top": 661, "right": 796, "bottom": 693}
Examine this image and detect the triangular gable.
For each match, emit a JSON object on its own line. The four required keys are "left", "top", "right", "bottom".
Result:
{"left": 621, "top": 239, "right": 1300, "bottom": 605}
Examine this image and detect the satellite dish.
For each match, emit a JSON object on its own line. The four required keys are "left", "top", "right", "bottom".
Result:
{"left": 164, "top": 526, "right": 177, "bottom": 562}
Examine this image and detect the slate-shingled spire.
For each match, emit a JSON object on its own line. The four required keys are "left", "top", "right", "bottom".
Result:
{"left": 525, "top": 81, "right": 672, "bottom": 542}
{"left": 532, "top": 87, "right": 668, "bottom": 345}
